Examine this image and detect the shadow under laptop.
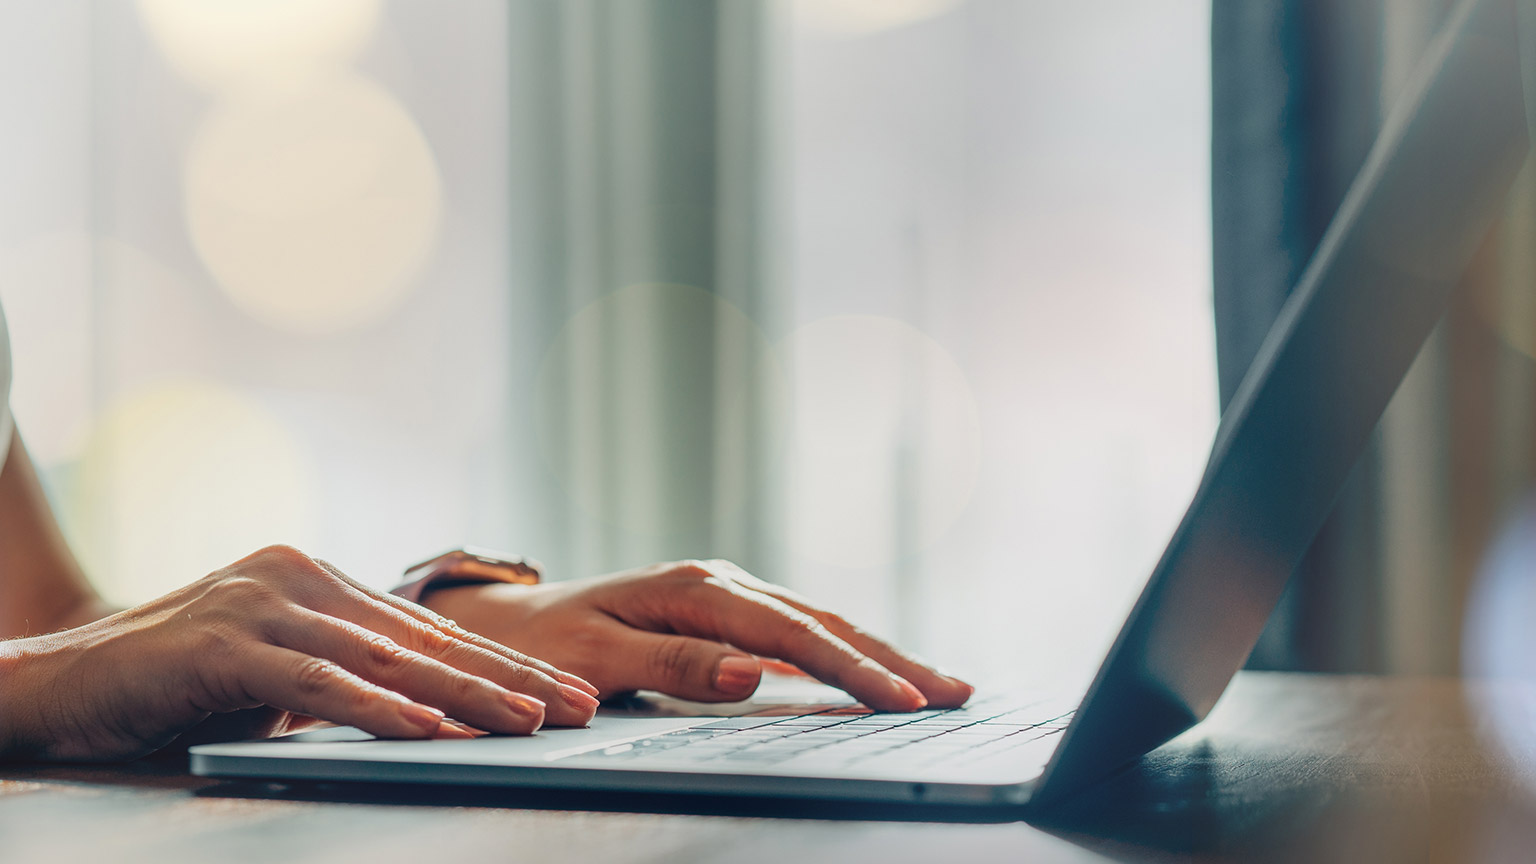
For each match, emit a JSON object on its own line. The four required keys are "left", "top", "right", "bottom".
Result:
{"left": 1027, "top": 741, "right": 1497, "bottom": 863}
{"left": 1026, "top": 743, "right": 1314, "bottom": 857}
{"left": 192, "top": 777, "right": 1027, "bottom": 824}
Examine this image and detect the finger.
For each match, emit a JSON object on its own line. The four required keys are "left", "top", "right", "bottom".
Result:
{"left": 235, "top": 642, "right": 446, "bottom": 740}
{"left": 662, "top": 579, "right": 927, "bottom": 712}
{"left": 724, "top": 569, "right": 974, "bottom": 708}
{"left": 311, "top": 558, "right": 600, "bottom": 698}
{"left": 313, "top": 596, "right": 595, "bottom": 727}
{"left": 273, "top": 611, "right": 547, "bottom": 735}
{"left": 757, "top": 658, "right": 811, "bottom": 678}
{"left": 303, "top": 562, "right": 598, "bottom": 726}
{"left": 433, "top": 721, "right": 480, "bottom": 740}
{"left": 595, "top": 622, "right": 764, "bottom": 702}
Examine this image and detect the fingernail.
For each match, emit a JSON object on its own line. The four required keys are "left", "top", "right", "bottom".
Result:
{"left": 567, "top": 676, "right": 601, "bottom": 697}
{"left": 558, "top": 684, "right": 600, "bottom": 713}
{"left": 504, "top": 693, "right": 546, "bottom": 724}
{"left": 714, "top": 656, "right": 761, "bottom": 694}
{"left": 433, "top": 722, "right": 478, "bottom": 740}
{"left": 400, "top": 703, "right": 445, "bottom": 732}
{"left": 891, "top": 675, "right": 927, "bottom": 710}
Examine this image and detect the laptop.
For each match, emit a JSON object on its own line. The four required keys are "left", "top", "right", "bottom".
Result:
{"left": 191, "top": 0, "right": 1529, "bottom": 810}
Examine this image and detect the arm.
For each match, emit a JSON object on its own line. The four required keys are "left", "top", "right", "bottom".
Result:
{"left": 0, "top": 426, "right": 598, "bottom": 761}
{"left": 0, "top": 429, "right": 114, "bottom": 637}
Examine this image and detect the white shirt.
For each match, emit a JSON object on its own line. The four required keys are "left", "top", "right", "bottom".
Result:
{"left": 0, "top": 297, "right": 11, "bottom": 467}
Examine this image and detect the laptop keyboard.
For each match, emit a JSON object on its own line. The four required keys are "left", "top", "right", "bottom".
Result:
{"left": 572, "top": 695, "right": 1075, "bottom": 772}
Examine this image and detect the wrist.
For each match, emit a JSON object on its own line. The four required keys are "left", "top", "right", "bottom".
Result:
{"left": 420, "top": 581, "right": 541, "bottom": 629}
{"left": 0, "top": 640, "right": 17, "bottom": 757}
{"left": 0, "top": 637, "right": 48, "bottom": 760}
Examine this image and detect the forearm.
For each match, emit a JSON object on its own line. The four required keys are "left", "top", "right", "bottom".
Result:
{"left": 0, "top": 429, "right": 110, "bottom": 637}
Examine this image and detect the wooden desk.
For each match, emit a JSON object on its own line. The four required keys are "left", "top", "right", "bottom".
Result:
{"left": 0, "top": 672, "right": 1528, "bottom": 863}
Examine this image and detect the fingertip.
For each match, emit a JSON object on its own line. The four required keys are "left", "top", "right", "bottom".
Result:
{"left": 397, "top": 702, "right": 446, "bottom": 736}
{"left": 548, "top": 684, "right": 600, "bottom": 726}
{"left": 563, "top": 674, "right": 601, "bottom": 697}
{"left": 503, "top": 693, "right": 547, "bottom": 733}
{"left": 923, "top": 677, "right": 975, "bottom": 709}
{"left": 891, "top": 675, "right": 928, "bottom": 711}
{"left": 433, "top": 721, "right": 479, "bottom": 740}
{"left": 713, "top": 655, "right": 762, "bottom": 697}
{"left": 953, "top": 679, "right": 976, "bottom": 704}
{"left": 757, "top": 657, "right": 810, "bottom": 678}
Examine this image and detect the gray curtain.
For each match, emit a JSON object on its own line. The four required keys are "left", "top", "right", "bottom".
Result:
{"left": 1214, "top": 0, "right": 1536, "bottom": 673}
{"left": 504, "top": 1, "right": 785, "bottom": 582}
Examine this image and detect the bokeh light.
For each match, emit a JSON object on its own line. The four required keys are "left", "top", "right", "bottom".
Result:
{"left": 794, "top": 0, "right": 963, "bottom": 35}
{"left": 183, "top": 70, "right": 442, "bottom": 335}
{"left": 0, "top": 235, "right": 89, "bottom": 466}
{"left": 534, "top": 284, "right": 783, "bottom": 538}
{"left": 0, "top": 235, "right": 192, "bottom": 466}
{"left": 137, "top": 0, "right": 381, "bottom": 90}
{"left": 68, "top": 381, "right": 318, "bottom": 606}
{"left": 1463, "top": 496, "right": 1536, "bottom": 789}
{"left": 780, "top": 315, "right": 981, "bottom": 568}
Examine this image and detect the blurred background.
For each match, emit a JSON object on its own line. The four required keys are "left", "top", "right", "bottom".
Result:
{"left": 0, "top": 0, "right": 1214, "bottom": 690}
{"left": 13, "top": 0, "right": 1531, "bottom": 695}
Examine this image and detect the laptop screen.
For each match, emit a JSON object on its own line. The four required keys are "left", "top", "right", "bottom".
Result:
{"left": 1035, "top": 0, "right": 1531, "bottom": 805}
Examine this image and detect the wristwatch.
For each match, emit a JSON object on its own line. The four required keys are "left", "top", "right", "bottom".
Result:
{"left": 392, "top": 547, "right": 543, "bottom": 604}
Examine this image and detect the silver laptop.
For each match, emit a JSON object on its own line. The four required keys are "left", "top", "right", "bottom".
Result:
{"left": 191, "top": 0, "right": 1528, "bottom": 810}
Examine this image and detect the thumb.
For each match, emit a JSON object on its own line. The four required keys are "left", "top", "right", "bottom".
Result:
{"left": 625, "top": 631, "right": 763, "bottom": 702}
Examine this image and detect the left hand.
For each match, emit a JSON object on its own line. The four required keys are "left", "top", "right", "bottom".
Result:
{"left": 421, "top": 559, "right": 973, "bottom": 712}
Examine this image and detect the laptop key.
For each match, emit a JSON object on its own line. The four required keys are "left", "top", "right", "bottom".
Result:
{"left": 698, "top": 717, "right": 792, "bottom": 730}
{"left": 576, "top": 701, "right": 1077, "bottom": 772}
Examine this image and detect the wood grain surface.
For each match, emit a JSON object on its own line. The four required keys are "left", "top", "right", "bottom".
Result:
{"left": 2, "top": 673, "right": 1530, "bottom": 863}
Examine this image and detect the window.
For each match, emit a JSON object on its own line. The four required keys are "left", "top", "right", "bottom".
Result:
{"left": 0, "top": 0, "right": 1213, "bottom": 689}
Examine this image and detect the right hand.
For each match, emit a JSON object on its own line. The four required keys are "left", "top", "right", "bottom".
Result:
{"left": 0, "top": 545, "right": 599, "bottom": 761}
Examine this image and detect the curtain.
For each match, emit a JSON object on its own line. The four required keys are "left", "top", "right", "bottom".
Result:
{"left": 503, "top": 1, "right": 785, "bottom": 582}
{"left": 1214, "top": 0, "right": 1536, "bottom": 673}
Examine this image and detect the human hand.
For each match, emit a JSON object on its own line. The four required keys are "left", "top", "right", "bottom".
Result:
{"left": 0, "top": 546, "right": 599, "bottom": 761}
{"left": 424, "top": 559, "right": 973, "bottom": 712}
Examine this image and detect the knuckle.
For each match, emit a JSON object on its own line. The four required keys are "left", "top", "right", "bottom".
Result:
{"left": 292, "top": 656, "right": 342, "bottom": 696}
{"left": 254, "top": 545, "right": 332, "bottom": 585}
{"left": 423, "top": 611, "right": 471, "bottom": 643}
{"left": 783, "top": 611, "right": 829, "bottom": 644}
{"left": 191, "top": 621, "right": 244, "bottom": 670}
{"left": 673, "top": 564, "right": 734, "bottom": 595}
{"left": 358, "top": 632, "right": 411, "bottom": 673}
{"left": 198, "top": 575, "right": 278, "bottom": 611}
{"left": 401, "top": 620, "right": 455, "bottom": 656}
{"left": 447, "top": 671, "right": 483, "bottom": 702}
{"left": 700, "top": 559, "right": 748, "bottom": 585}
{"left": 820, "top": 611, "right": 853, "bottom": 633}
{"left": 252, "top": 544, "right": 313, "bottom": 569}
{"left": 703, "top": 558, "right": 739, "bottom": 574}
{"left": 671, "top": 560, "right": 713, "bottom": 582}
{"left": 648, "top": 639, "right": 698, "bottom": 684}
